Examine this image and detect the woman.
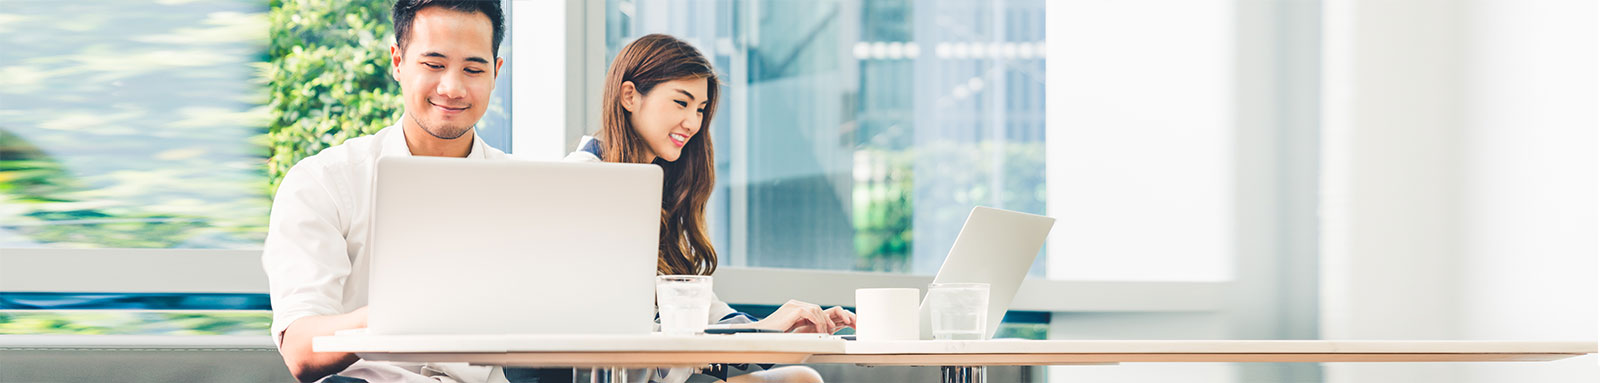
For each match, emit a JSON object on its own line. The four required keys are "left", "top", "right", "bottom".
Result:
{"left": 565, "top": 34, "right": 855, "bottom": 383}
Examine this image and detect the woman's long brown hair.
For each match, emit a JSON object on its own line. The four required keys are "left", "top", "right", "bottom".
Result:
{"left": 599, "top": 34, "right": 720, "bottom": 276}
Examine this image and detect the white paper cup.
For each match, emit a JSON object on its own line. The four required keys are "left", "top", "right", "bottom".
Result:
{"left": 854, "top": 288, "right": 920, "bottom": 341}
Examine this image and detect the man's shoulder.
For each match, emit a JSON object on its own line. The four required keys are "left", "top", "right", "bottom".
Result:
{"left": 312, "top": 128, "right": 391, "bottom": 165}
{"left": 282, "top": 127, "right": 394, "bottom": 184}
{"left": 484, "top": 143, "right": 510, "bottom": 159}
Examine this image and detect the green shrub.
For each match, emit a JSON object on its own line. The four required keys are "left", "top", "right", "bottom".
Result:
{"left": 853, "top": 149, "right": 915, "bottom": 272}
{"left": 265, "top": 0, "right": 399, "bottom": 194}
{"left": 851, "top": 142, "right": 1047, "bottom": 273}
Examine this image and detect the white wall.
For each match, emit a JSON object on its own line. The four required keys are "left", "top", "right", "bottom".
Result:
{"left": 1044, "top": 0, "right": 1323, "bottom": 381}
{"left": 1455, "top": 0, "right": 1599, "bottom": 380}
{"left": 1322, "top": 1, "right": 1598, "bottom": 382}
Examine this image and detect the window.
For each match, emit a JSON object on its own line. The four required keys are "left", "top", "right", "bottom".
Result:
{"left": 0, "top": 0, "right": 514, "bottom": 250}
{"left": 1, "top": 0, "right": 275, "bottom": 249}
{"left": 607, "top": 0, "right": 1051, "bottom": 276}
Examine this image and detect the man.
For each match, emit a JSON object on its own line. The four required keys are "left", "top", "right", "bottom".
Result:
{"left": 262, "top": 1, "right": 506, "bottom": 382}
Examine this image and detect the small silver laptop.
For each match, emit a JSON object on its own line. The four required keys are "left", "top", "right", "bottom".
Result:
{"left": 918, "top": 206, "right": 1056, "bottom": 340}
{"left": 366, "top": 156, "right": 662, "bottom": 335}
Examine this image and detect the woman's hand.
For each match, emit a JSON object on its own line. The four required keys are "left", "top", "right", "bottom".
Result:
{"left": 747, "top": 300, "right": 856, "bottom": 334}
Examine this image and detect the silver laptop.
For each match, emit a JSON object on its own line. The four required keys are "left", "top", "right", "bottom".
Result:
{"left": 366, "top": 156, "right": 662, "bottom": 336}
{"left": 919, "top": 206, "right": 1056, "bottom": 340}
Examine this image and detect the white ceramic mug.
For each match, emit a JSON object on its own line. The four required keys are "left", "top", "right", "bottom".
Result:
{"left": 854, "top": 288, "right": 920, "bottom": 341}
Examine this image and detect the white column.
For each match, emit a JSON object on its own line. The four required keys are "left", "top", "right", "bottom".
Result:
{"left": 1455, "top": 0, "right": 1598, "bottom": 380}
{"left": 509, "top": 0, "right": 568, "bottom": 160}
{"left": 1321, "top": 0, "right": 1598, "bottom": 382}
{"left": 1321, "top": 1, "right": 1468, "bottom": 382}
{"left": 1043, "top": 0, "right": 1235, "bottom": 283}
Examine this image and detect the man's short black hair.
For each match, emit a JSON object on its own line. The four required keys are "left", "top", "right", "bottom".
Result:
{"left": 393, "top": 0, "right": 505, "bottom": 58}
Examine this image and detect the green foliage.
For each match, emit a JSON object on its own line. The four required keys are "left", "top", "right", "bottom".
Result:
{"left": 994, "top": 322, "right": 1048, "bottom": 340}
{"left": 853, "top": 149, "right": 915, "bottom": 272}
{"left": 0, "top": 130, "right": 212, "bottom": 247}
{"left": 0, "top": 311, "right": 272, "bottom": 336}
{"left": 851, "top": 142, "right": 1047, "bottom": 273}
{"left": 0, "top": 129, "right": 76, "bottom": 202}
{"left": 266, "top": 0, "right": 400, "bottom": 194}
{"left": 914, "top": 141, "right": 1049, "bottom": 226}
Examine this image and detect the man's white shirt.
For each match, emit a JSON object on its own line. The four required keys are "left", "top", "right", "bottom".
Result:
{"left": 262, "top": 122, "right": 506, "bottom": 383}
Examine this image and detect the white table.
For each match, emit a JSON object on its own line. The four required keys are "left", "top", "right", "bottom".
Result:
{"left": 315, "top": 334, "right": 1595, "bottom": 383}
{"left": 314, "top": 332, "right": 844, "bottom": 382}
{"left": 815, "top": 339, "right": 1594, "bottom": 363}
{"left": 808, "top": 340, "right": 1597, "bottom": 383}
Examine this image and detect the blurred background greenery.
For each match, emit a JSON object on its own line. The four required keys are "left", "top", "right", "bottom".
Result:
{"left": 0, "top": 0, "right": 409, "bottom": 246}
{"left": 0, "top": 311, "right": 271, "bottom": 336}
{"left": 0, "top": 0, "right": 271, "bottom": 249}
{"left": 0, "top": 0, "right": 395, "bottom": 336}
{"left": 264, "top": 0, "right": 401, "bottom": 194}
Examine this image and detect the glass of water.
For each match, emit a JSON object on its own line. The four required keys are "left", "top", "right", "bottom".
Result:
{"left": 656, "top": 275, "right": 712, "bottom": 335}
{"left": 927, "top": 282, "right": 990, "bottom": 340}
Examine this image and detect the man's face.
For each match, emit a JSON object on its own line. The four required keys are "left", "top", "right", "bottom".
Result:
{"left": 390, "top": 6, "right": 503, "bottom": 140}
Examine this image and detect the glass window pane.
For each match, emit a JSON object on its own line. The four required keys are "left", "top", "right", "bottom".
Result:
{"left": 0, "top": 0, "right": 514, "bottom": 249}
{"left": 0, "top": 0, "right": 273, "bottom": 249}
{"left": 1, "top": 0, "right": 515, "bottom": 335}
{"left": 608, "top": 0, "right": 1048, "bottom": 276}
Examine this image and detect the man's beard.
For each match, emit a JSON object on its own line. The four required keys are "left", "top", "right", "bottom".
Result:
{"left": 411, "top": 113, "right": 472, "bottom": 140}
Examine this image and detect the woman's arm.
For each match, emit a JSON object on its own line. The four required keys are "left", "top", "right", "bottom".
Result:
{"left": 734, "top": 300, "right": 856, "bottom": 334}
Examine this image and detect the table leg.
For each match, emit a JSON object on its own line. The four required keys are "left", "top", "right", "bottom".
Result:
{"left": 576, "top": 367, "right": 628, "bottom": 383}
{"left": 941, "top": 366, "right": 986, "bottom": 383}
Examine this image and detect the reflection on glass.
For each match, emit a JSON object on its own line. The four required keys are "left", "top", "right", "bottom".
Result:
{"left": 0, "top": 0, "right": 512, "bottom": 249}
{"left": 0, "top": 0, "right": 272, "bottom": 248}
{"left": 0, "top": 0, "right": 512, "bottom": 335}
{"left": 609, "top": 0, "right": 1047, "bottom": 275}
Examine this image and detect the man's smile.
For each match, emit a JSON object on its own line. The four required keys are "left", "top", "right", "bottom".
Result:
{"left": 429, "top": 99, "right": 469, "bottom": 114}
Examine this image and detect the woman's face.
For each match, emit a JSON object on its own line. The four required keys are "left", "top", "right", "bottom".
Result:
{"left": 621, "top": 77, "right": 708, "bottom": 162}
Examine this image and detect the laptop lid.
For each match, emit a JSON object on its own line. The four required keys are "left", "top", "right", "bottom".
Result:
{"left": 367, "top": 156, "right": 661, "bottom": 335}
{"left": 919, "top": 206, "right": 1055, "bottom": 340}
